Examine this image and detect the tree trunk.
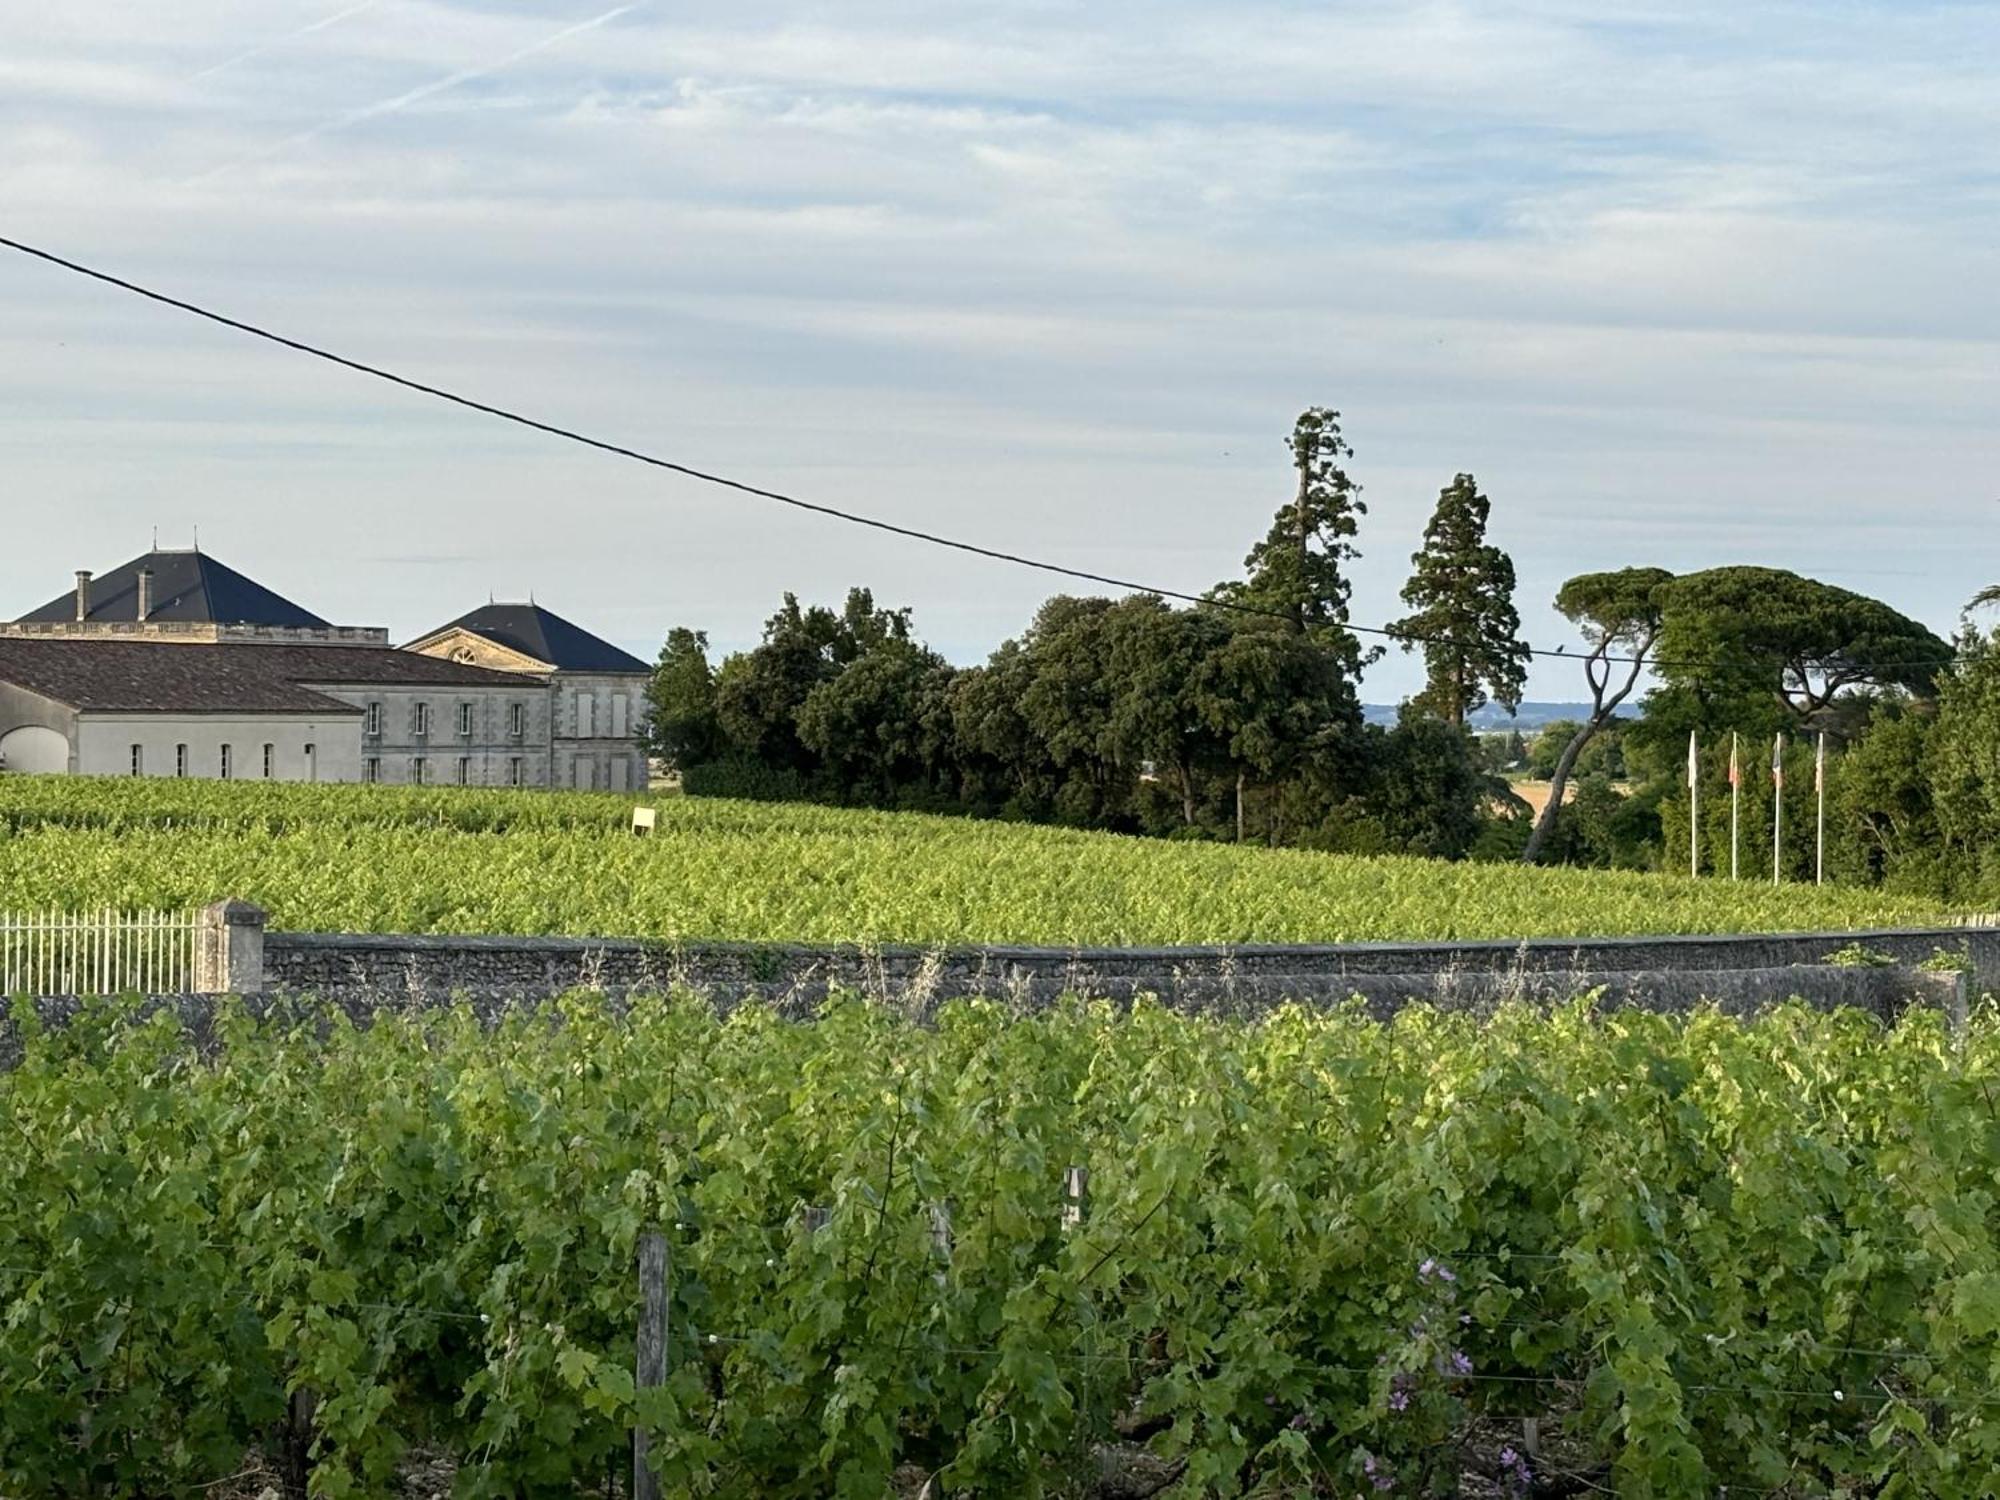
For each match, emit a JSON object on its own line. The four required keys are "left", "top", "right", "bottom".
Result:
{"left": 1293, "top": 463, "right": 1311, "bottom": 634}
{"left": 1520, "top": 716, "right": 1602, "bottom": 864}
{"left": 1178, "top": 765, "right": 1196, "bottom": 827}
{"left": 1235, "top": 772, "right": 1246, "bottom": 842}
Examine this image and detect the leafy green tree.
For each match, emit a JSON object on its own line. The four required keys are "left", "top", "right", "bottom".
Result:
{"left": 1196, "top": 625, "right": 1362, "bottom": 840}
{"left": 1100, "top": 599, "right": 1234, "bottom": 828}
{"left": 1015, "top": 596, "right": 1134, "bottom": 827}
{"left": 1522, "top": 568, "right": 1673, "bottom": 864}
{"left": 1390, "top": 473, "right": 1530, "bottom": 728}
{"left": 796, "top": 640, "right": 957, "bottom": 805}
{"left": 1927, "top": 630, "right": 2000, "bottom": 892}
{"left": 1370, "top": 714, "right": 1488, "bottom": 859}
{"left": 1526, "top": 719, "right": 1624, "bottom": 781}
{"left": 1552, "top": 774, "right": 1662, "bottom": 870}
{"left": 1215, "top": 407, "right": 1374, "bottom": 681}
{"left": 946, "top": 646, "right": 1054, "bottom": 818}
{"left": 643, "top": 627, "right": 723, "bottom": 771}
{"left": 714, "top": 589, "right": 917, "bottom": 773}
{"left": 1829, "top": 704, "right": 1943, "bottom": 891}
{"left": 1646, "top": 567, "right": 1951, "bottom": 738}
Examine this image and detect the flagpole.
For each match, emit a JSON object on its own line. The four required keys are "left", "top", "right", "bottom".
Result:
{"left": 1816, "top": 731, "right": 1827, "bottom": 886}
{"left": 1688, "top": 730, "right": 1700, "bottom": 878}
{"left": 1772, "top": 733, "right": 1785, "bottom": 886}
{"left": 1729, "top": 731, "right": 1740, "bottom": 881}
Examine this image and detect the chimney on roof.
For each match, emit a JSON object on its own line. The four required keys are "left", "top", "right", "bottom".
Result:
{"left": 74, "top": 570, "right": 92, "bottom": 622}
{"left": 137, "top": 567, "right": 153, "bottom": 623}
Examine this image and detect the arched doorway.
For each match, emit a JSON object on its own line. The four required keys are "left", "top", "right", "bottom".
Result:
{"left": 0, "top": 725, "right": 71, "bottom": 775}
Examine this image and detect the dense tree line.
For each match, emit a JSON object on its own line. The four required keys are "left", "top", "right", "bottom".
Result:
{"left": 649, "top": 404, "right": 1991, "bottom": 890}
{"left": 647, "top": 410, "right": 1518, "bottom": 857}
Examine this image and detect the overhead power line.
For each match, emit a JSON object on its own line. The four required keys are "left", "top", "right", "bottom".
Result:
{"left": 0, "top": 234, "right": 1971, "bottom": 678}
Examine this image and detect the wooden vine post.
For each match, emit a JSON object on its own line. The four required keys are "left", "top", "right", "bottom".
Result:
{"left": 634, "top": 1230, "right": 669, "bottom": 1500}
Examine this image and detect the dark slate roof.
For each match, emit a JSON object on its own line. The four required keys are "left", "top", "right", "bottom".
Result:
{"left": 278, "top": 646, "right": 534, "bottom": 690}
{"left": 0, "top": 641, "right": 537, "bottom": 715}
{"left": 17, "top": 550, "right": 331, "bottom": 628}
{"left": 423, "top": 603, "right": 649, "bottom": 674}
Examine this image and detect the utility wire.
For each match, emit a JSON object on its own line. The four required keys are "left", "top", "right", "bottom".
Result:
{"left": 0, "top": 237, "right": 1312, "bottom": 628}
{"left": 3, "top": 233, "right": 1970, "bottom": 679}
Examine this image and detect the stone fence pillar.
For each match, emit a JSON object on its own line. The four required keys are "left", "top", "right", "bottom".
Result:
{"left": 197, "top": 899, "right": 267, "bottom": 996}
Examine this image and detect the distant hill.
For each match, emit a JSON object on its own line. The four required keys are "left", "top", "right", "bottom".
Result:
{"left": 1361, "top": 701, "right": 1638, "bottom": 731}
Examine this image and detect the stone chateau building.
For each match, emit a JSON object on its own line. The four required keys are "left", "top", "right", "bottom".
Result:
{"left": 0, "top": 549, "right": 651, "bottom": 789}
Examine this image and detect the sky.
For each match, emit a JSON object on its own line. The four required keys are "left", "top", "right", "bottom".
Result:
{"left": 2, "top": 1, "right": 1997, "bottom": 701}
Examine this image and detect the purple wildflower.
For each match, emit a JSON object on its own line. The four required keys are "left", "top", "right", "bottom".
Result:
{"left": 1289, "top": 1410, "right": 1311, "bottom": 1431}
{"left": 1449, "top": 1351, "right": 1474, "bottom": 1377}
{"left": 1498, "top": 1445, "right": 1533, "bottom": 1496}
{"left": 1360, "top": 1450, "right": 1396, "bottom": 1492}
{"left": 1388, "top": 1387, "right": 1410, "bottom": 1412}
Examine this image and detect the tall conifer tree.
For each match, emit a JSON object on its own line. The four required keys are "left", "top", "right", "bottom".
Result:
{"left": 1391, "top": 473, "right": 1530, "bottom": 728}
{"left": 1215, "top": 407, "right": 1374, "bottom": 683}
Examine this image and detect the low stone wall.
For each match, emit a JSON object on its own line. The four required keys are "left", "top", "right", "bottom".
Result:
{"left": 262, "top": 925, "right": 1996, "bottom": 1006}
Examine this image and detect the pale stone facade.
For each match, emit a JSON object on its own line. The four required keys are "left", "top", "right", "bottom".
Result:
{"left": 403, "top": 612, "right": 651, "bottom": 792}
{"left": 75, "top": 715, "right": 357, "bottom": 783}
{"left": 343, "top": 679, "right": 552, "bottom": 788}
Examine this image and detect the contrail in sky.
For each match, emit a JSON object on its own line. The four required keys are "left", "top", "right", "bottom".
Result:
{"left": 192, "top": 3, "right": 639, "bottom": 180}
{"left": 192, "top": 1, "right": 384, "bottom": 81}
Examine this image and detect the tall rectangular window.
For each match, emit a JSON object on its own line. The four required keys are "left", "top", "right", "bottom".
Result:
{"left": 365, "top": 757, "right": 380, "bottom": 784}
{"left": 508, "top": 757, "right": 523, "bottom": 787}
{"left": 412, "top": 757, "right": 427, "bottom": 785}
{"left": 458, "top": 702, "right": 474, "bottom": 738}
{"left": 305, "top": 743, "right": 316, "bottom": 782}
{"left": 576, "top": 691, "right": 596, "bottom": 738}
{"left": 365, "top": 702, "right": 382, "bottom": 737}
{"left": 219, "top": 744, "right": 233, "bottom": 780}
{"left": 509, "top": 702, "right": 525, "bottom": 739}
{"left": 262, "top": 743, "right": 275, "bottom": 779}
{"left": 130, "top": 744, "right": 144, "bottom": 776}
{"left": 175, "top": 743, "right": 188, "bottom": 778}
{"left": 457, "top": 756, "right": 471, "bottom": 786}
{"left": 611, "top": 693, "right": 629, "bottom": 738}
{"left": 414, "top": 702, "right": 431, "bottom": 738}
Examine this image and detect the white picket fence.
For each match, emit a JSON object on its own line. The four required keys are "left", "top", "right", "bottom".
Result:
{"left": 0, "top": 908, "right": 200, "bottom": 997}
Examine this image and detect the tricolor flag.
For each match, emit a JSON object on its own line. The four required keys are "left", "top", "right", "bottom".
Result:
{"left": 1815, "top": 732, "right": 1826, "bottom": 793}
{"left": 1688, "top": 730, "right": 1699, "bottom": 788}
{"left": 1772, "top": 734, "right": 1785, "bottom": 790}
{"left": 1729, "top": 734, "right": 1740, "bottom": 788}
